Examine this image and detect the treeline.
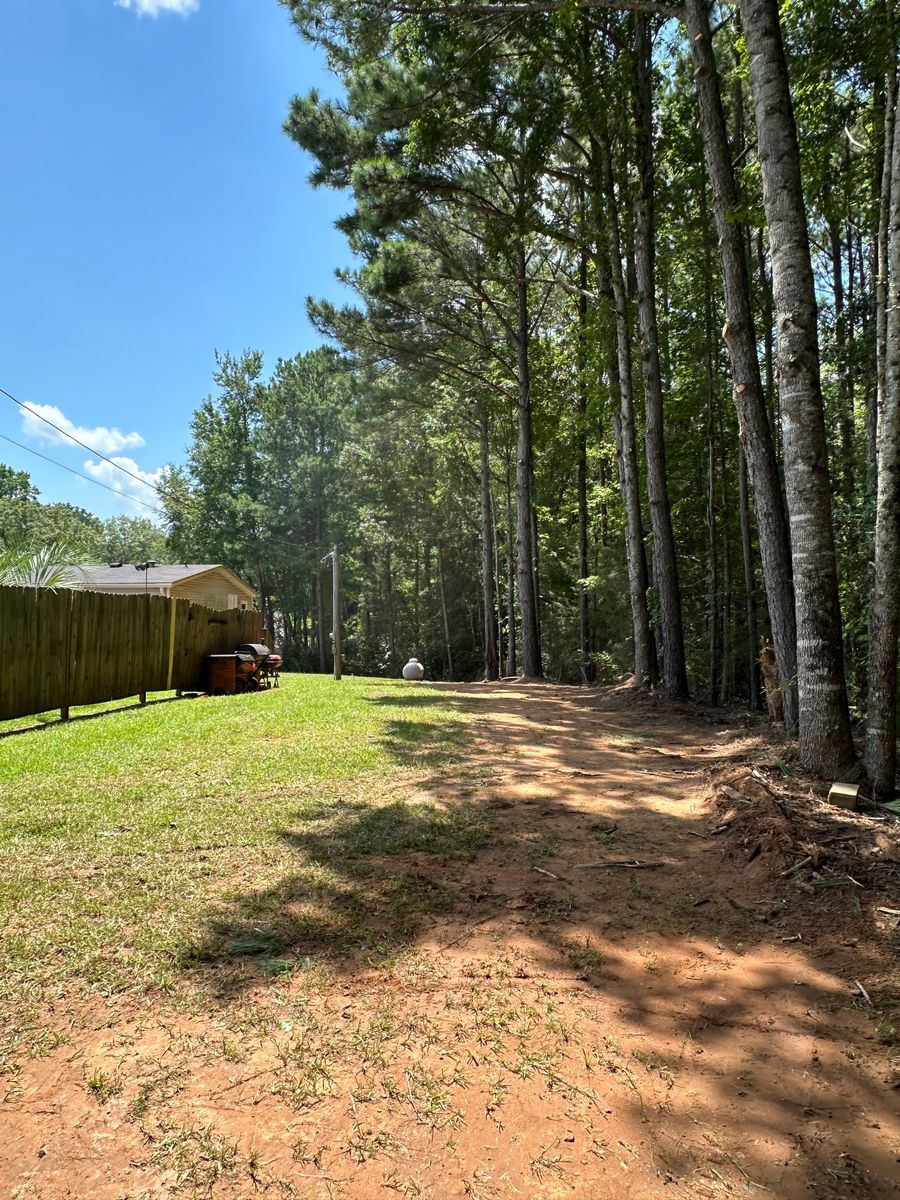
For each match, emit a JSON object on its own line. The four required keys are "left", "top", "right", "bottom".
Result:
{"left": 0, "top": 463, "right": 168, "bottom": 564}
{"left": 165, "top": 0, "right": 899, "bottom": 797}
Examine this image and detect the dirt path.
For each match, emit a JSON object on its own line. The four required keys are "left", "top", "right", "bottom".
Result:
{"left": 4, "top": 682, "right": 899, "bottom": 1199}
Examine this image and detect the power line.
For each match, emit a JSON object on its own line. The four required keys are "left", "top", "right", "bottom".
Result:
{"left": 1, "top": 384, "right": 314, "bottom": 556}
{"left": 0, "top": 431, "right": 166, "bottom": 515}
{"left": 0, "top": 384, "right": 157, "bottom": 494}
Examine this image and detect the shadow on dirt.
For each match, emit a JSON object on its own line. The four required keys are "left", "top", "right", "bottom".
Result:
{"left": 181, "top": 681, "right": 900, "bottom": 1197}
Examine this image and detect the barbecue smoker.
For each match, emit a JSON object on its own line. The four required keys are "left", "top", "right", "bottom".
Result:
{"left": 205, "top": 644, "right": 282, "bottom": 694}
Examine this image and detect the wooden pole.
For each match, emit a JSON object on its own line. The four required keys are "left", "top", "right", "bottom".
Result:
{"left": 332, "top": 545, "right": 342, "bottom": 681}
{"left": 61, "top": 589, "right": 73, "bottom": 721}
{"left": 166, "top": 595, "right": 178, "bottom": 692}
{"left": 140, "top": 590, "right": 148, "bottom": 706}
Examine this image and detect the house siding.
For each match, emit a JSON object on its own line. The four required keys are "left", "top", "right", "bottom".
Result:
{"left": 170, "top": 570, "right": 253, "bottom": 611}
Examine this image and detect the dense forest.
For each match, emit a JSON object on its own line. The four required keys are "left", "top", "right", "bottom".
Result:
{"left": 148, "top": 0, "right": 896, "bottom": 798}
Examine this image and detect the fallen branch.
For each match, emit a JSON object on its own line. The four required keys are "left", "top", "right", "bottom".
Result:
{"left": 781, "top": 855, "right": 813, "bottom": 877}
{"left": 749, "top": 767, "right": 782, "bottom": 796}
{"left": 854, "top": 980, "right": 871, "bottom": 1005}
{"left": 749, "top": 767, "right": 794, "bottom": 819}
{"left": 572, "top": 859, "right": 665, "bottom": 869}
{"left": 533, "top": 866, "right": 561, "bottom": 881}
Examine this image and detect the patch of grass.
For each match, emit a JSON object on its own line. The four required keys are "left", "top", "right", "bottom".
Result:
{"left": 0, "top": 675, "right": 470, "bottom": 1069}
{"left": 86, "top": 1068, "right": 123, "bottom": 1104}
{"left": 522, "top": 830, "right": 561, "bottom": 863}
{"left": 530, "top": 1141, "right": 568, "bottom": 1181}
{"left": 606, "top": 730, "right": 651, "bottom": 749}
{"left": 346, "top": 1121, "right": 400, "bottom": 1163}
{"left": 146, "top": 1122, "right": 239, "bottom": 1193}
{"left": 632, "top": 1048, "right": 676, "bottom": 1087}
{"left": 561, "top": 936, "right": 605, "bottom": 979}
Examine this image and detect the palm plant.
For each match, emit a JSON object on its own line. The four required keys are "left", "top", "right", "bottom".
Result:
{"left": 0, "top": 538, "right": 72, "bottom": 588}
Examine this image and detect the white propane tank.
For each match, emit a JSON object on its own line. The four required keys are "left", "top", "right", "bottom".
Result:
{"left": 402, "top": 657, "right": 425, "bottom": 681}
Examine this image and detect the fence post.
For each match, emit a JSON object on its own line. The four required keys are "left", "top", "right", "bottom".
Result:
{"left": 140, "top": 592, "right": 148, "bottom": 706}
{"left": 166, "top": 595, "right": 178, "bottom": 694}
{"left": 60, "top": 589, "right": 74, "bottom": 722}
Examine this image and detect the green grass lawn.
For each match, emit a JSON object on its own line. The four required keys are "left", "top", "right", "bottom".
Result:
{"left": 0, "top": 675, "right": 480, "bottom": 1070}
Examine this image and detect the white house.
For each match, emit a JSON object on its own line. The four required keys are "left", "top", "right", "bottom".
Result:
{"left": 57, "top": 564, "right": 256, "bottom": 611}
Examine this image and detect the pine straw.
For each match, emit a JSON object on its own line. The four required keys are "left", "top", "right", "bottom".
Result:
{"left": 710, "top": 760, "right": 900, "bottom": 891}
{"left": 707, "top": 757, "right": 900, "bottom": 1038}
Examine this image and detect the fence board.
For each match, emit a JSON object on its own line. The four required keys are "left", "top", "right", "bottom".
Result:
{"left": 0, "top": 586, "right": 267, "bottom": 721}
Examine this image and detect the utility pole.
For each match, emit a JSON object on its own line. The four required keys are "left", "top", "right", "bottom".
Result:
{"left": 324, "top": 546, "right": 342, "bottom": 681}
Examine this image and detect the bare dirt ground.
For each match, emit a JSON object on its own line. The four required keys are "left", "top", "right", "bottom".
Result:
{"left": 4, "top": 681, "right": 900, "bottom": 1199}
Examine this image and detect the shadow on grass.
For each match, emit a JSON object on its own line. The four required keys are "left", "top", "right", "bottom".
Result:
{"left": 366, "top": 691, "right": 451, "bottom": 708}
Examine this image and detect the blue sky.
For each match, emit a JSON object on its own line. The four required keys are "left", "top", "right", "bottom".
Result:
{"left": 1, "top": 0, "right": 351, "bottom": 519}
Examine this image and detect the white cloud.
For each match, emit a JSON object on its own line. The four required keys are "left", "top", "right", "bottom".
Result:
{"left": 21, "top": 402, "right": 145, "bottom": 455}
{"left": 115, "top": 0, "right": 199, "bottom": 16}
{"left": 83, "top": 456, "right": 165, "bottom": 514}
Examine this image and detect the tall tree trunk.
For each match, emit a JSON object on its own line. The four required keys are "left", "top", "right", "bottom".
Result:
{"left": 491, "top": 488, "right": 504, "bottom": 672}
{"left": 437, "top": 541, "right": 454, "bottom": 681}
{"left": 704, "top": 209, "right": 719, "bottom": 705}
{"left": 718, "top": 425, "right": 734, "bottom": 705}
{"left": 738, "top": 446, "right": 762, "bottom": 710}
{"left": 875, "top": 28, "right": 897, "bottom": 496}
{"left": 707, "top": 409, "right": 719, "bottom": 705}
{"left": 739, "top": 0, "right": 856, "bottom": 776}
{"left": 632, "top": 12, "right": 689, "bottom": 698}
{"left": 866, "top": 62, "right": 900, "bottom": 801}
{"left": 385, "top": 545, "right": 396, "bottom": 674}
{"left": 576, "top": 248, "right": 593, "bottom": 683}
{"left": 686, "top": 0, "right": 797, "bottom": 727}
{"left": 757, "top": 229, "right": 778, "bottom": 444}
{"left": 595, "top": 133, "right": 654, "bottom": 686}
{"left": 480, "top": 407, "right": 499, "bottom": 681}
{"left": 315, "top": 569, "right": 327, "bottom": 674}
{"left": 829, "top": 213, "right": 854, "bottom": 497}
{"left": 515, "top": 244, "right": 542, "bottom": 677}
{"left": 505, "top": 462, "right": 517, "bottom": 677}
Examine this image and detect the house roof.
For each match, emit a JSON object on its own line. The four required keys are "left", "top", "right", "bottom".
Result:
{"left": 56, "top": 564, "right": 256, "bottom": 596}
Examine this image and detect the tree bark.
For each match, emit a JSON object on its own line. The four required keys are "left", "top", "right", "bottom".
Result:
{"left": 738, "top": 446, "right": 762, "bottom": 709}
{"left": 828, "top": 211, "right": 854, "bottom": 497}
{"left": 739, "top": 0, "right": 856, "bottom": 776}
{"left": 875, "top": 29, "right": 897, "bottom": 497}
{"left": 595, "top": 133, "right": 654, "bottom": 687}
{"left": 386, "top": 544, "right": 397, "bottom": 674}
{"left": 632, "top": 12, "right": 689, "bottom": 698}
{"left": 515, "top": 244, "right": 542, "bottom": 677}
{"left": 576, "top": 249, "right": 594, "bottom": 683}
{"left": 491, "top": 488, "right": 505, "bottom": 671}
{"left": 686, "top": 0, "right": 798, "bottom": 728}
{"left": 505, "top": 463, "right": 517, "bottom": 677}
{"left": 866, "top": 62, "right": 900, "bottom": 801}
{"left": 707, "top": 406, "right": 719, "bottom": 705}
{"left": 480, "top": 407, "right": 499, "bottom": 680}
{"left": 438, "top": 541, "right": 454, "bottom": 680}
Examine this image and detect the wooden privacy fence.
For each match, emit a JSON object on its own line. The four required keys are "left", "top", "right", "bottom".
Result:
{"left": 0, "top": 586, "right": 265, "bottom": 722}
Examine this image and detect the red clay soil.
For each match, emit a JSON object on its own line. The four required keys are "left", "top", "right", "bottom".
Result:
{"left": 3, "top": 681, "right": 899, "bottom": 1199}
